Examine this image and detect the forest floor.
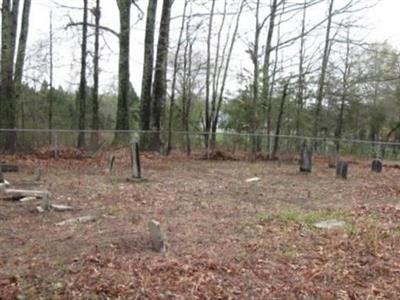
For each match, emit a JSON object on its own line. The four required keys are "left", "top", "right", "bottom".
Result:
{"left": 1, "top": 150, "right": 400, "bottom": 299}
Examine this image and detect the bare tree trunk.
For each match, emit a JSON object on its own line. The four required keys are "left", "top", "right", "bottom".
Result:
{"left": 0, "top": 0, "right": 19, "bottom": 152}
{"left": 114, "top": 0, "right": 132, "bottom": 144}
{"left": 90, "top": 0, "right": 101, "bottom": 148}
{"left": 263, "top": 0, "right": 279, "bottom": 142}
{"left": 210, "top": 0, "right": 227, "bottom": 150}
{"left": 140, "top": 0, "right": 158, "bottom": 135}
{"left": 295, "top": 0, "right": 307, "bottom": 137}
{"left": 211, "top": 0, "right": 245, "bottom": 143}
{"left": 167, "top": 0, "right": 188, "bottom": 155}
{"left": 185, "top": 40, "right": 193, "bottom": 156}
{"left": 204, "top": 0, "right": 216, "bottom": 150}
{"left": 48, "top": 11, "right": 54, "bottom": 144}
{"left": 151, "top": 0, "right": 173, "bottom": 152}
{"left": 251, "top": 0, "right": 261, "bottom": 154}
{"left": 272, "top": 81, "right": 289, "bottom": 159}
{"left": 14, "top": 0, "right": 31, "bottom": 133}
{"left": 335, "top": 28, "right": 351, "bottom": 151}
{"left": 77, "top": 0, "right": 88, "bottom": 148}
{"left": 313, "top": 0, "right": 334, "bottom": 139}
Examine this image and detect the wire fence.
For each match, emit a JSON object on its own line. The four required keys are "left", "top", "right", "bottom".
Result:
{"left": 0, "top": 128, "right": 399, "bottom": 161}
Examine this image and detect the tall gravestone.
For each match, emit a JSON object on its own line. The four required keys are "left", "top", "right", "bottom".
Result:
{"left": 130, "top": 142, "right": 141, "bottom": 179}
{"left": 336, "top": 160, "right": 348, "bottom": 179}
{"left": 0, "top": 167, "right": 3, "bottom": 183}
{"left": 300, "top": 140, "right": 312, "bottom": 172}
{"left": 371, "top": 159, "right": 382, "bottom": 173}
{"left": 327, "top": 144, "right": 337, "bottom": 168}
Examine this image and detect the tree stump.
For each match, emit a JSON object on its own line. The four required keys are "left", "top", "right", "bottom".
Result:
{"left": 371, "top": 159, "right": 382, "bottom": 173}
{"left": 336, "top": 160, "right": 348, "bottom": 179}
{"left": 299, "top": 140, "right": 312, "bottom": 172}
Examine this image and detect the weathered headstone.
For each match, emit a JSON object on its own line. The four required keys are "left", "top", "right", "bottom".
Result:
{"left": 148, "top": 220, "right": 165, "bottom": 252}
{"left": 41, "top": 192, "right": 51, "bottom": 211}
{"left": 327, "top": 144, "right": 337, "bottom": 168}
{"left": 34, "top": 168, "right": 42, "bottom": 182}
{"left": 371, "top": 159, "right": 382, "bottom": 173}
{"left": 108, "top": 155, "right": 116, "bottom": 173}
{"left": 299, "top": 140, "right": 312, "bottom": 172}
{"left": 336, "top": 160, "right": 348, "bottom": 179}
{"left": 130, "top": 142, "right": 141, "bottom": 179}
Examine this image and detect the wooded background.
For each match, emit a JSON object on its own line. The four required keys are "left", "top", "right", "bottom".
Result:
{"left": 1, "top": 0, "right": 399, "bottom": 157}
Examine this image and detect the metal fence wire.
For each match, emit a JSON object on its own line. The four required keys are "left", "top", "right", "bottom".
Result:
{"left": 0, "top": 129, "right": 399, "bottom": 161}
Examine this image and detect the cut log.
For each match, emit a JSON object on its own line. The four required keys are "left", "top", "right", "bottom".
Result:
{"left": 2, "top": 189, "right": 51, "bottom": 200}
{"left": 51, "top": 204, "right": 73, "bottom": 212}
{"left": 20, "top": 197, "right": 37, "bottom": 202}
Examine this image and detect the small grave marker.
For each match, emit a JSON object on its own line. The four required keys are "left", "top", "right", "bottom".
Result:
{"left": 371, "top": 159, "right": 382, "bottom": 173}
{"left": 328, "top": 144, "right": 337, "bottom": 168}
{"left": 336, "top": 160, "right": 348, "bottom": 179}
{"left": 131, "top": 141, "right": 141, "bottom": 179}
{"left": 299, "top": 140, "right": 312, "bottom": 173}
{"left": 148, "top": 220, "right": 165, "bottom": 252}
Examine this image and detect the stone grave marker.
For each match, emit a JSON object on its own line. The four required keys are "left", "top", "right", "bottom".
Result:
{"left": 131, "top": 141, "right": 141, "bottom": 179}
{"left": 327, "top": 144, "right": 337, "bottom": 168}
{"left": 299, "top": 140, "right": 312, "bottom": 172}
{"left": 148, "top": 220, "right": 165, "bottom": 252}
{"left": 371, "top": 159, "right": 382, "bottom": 173}
{"left": 336, "top": 160, "right": 348, "bottom": 179}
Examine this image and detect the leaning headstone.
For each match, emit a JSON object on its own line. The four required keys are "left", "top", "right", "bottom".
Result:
{"left": 148, "top": 220, "right": 165, "bottom": 252}
{"left": 336, "top": 160, "right": 348, "bottom": 179}
{"left": 299, "top": 140, "right": 312, "bottom": 172}
{"left": 327, "top": 144, "right": 337, "bottom": 168}
{"left": 130, "top": 142, "right": 141, "bottom": 179}
{"left": 371, "top": 159, "right": 383, "bottom": 173}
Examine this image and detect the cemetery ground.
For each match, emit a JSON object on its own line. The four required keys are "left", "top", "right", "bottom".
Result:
{"left": 1, "top": 150, "right": 400, "bottom": 299}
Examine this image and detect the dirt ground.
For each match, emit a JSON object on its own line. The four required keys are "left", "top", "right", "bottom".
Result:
{"left": 1, "top": 151, "right": 400, "bottom": 299}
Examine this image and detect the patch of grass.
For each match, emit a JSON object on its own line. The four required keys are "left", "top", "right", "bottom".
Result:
{"left": 281, "top": 247, "right": 297, "bottom": 261}
{"left": 344, "top": 223, "right": 358, "bottom": 236}
{"left": 268, "top": 208, "right": 350, "bottom": 230}
{"left": 104, "top": 205, "right": 119, "bottom": 216}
